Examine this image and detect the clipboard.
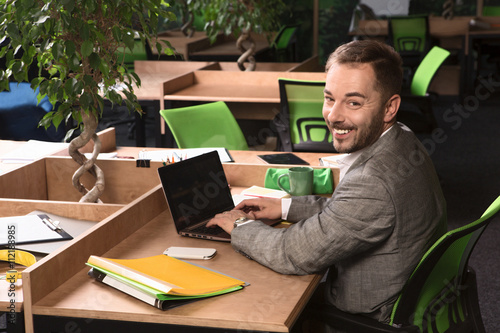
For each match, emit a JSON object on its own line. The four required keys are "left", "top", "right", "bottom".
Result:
{"left": 0, "top": 214, "right": 73, "bottom": 247}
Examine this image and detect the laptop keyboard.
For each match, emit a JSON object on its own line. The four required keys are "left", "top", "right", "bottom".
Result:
{"left": 190, "top": 224, "right": 224, "bottom": 235}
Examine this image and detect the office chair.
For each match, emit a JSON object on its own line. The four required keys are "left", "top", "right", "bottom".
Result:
{"left": 388, "top": 15, "right": 431, "bottom": 83}
{"left": 159, "top": 101, "right": 249, "bottom": 150}
{"left": 300, "top": 194, "right": 500, "bottom": 333}
{"left": 274, "top": 79, "right": 336, "bottom": 153}
{"left": 398, "top": 46, "right": 450, "bottom": 133}
{"left": 0, "top": 82, "right": 66, "bottom": 142}
{"left": 270, "top": 25, "right": 299, "bottom": 62}
{"left": 116, "top": 38, "right": 154, "bottom": 73}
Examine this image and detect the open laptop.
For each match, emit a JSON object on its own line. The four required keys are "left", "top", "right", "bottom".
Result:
{"left": 159, "top": 150, "right": 277, "bottom": 242}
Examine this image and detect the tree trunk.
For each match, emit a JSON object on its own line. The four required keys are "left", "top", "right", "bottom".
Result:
{"left": 68, "top": 111, "right": 105, "bottom": 203}
{"left": 236, "top": 29, "right": 256, "bottom": 71}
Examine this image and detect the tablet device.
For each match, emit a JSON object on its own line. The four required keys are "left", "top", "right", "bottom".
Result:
{"left": 257, "top": 153, "right": 309, "bottom": 165}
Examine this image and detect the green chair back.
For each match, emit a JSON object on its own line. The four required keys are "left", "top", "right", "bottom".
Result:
{"left": 483, "top": 6, "right": 500, "bottom": 16}
{"left": 271, "top": 25, "right": 298, "bottom": 62}
{"left": 159, "top": 101, "right": 249, "bottom": 150}
{"left": 275, "top": 79, "right": 335, "bottom": 153}
{"left": 390, "top": 195, "right": 500, "bottom": 332}
{"left": 410, "top": 46, "right": 450, "bottom": 97}
{"left": 389, "top": 15, "right": 429, "bottom": 53}
{"left": 116, "top": 39, "right": 151, "bottom": 72}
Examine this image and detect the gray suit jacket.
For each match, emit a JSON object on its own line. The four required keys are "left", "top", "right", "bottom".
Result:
{"left": 231, "top": 123, "right": 447, "bottom": 322}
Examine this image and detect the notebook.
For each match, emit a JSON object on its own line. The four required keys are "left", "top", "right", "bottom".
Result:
{"left": 157, "top": 151, "right": 276, "bottom": 242}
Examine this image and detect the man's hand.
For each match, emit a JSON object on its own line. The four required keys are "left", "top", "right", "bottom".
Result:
{"left": 234, "top": 198, "right": 282, "bottom": 220}
{"left": 206, "top": 210, "right": 252, "bottom": 235}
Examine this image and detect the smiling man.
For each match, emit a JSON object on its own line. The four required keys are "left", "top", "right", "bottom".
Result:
{"left": 207, "top": 40, "right": 447, "bottom": 327}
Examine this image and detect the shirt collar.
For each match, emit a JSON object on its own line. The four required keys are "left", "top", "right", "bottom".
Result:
{"left": 337, "top": 125, "right": 394, "bottom": 182}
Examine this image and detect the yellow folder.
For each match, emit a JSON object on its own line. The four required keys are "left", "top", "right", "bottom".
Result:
{"left": 87, "top": 254, "right": 245, "bottom": 295}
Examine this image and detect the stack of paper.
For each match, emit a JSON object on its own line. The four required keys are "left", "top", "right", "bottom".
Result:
{"left": 86, "top": 254, "right": 246, "bottom": 310}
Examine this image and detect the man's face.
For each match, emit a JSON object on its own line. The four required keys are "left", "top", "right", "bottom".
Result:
{"left": 322, "top": 62, "right": 394, "bottom": 154}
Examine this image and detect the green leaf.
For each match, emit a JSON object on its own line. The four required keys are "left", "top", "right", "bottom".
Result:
{"left": 51, "top": 42, "right": 64, "bottom": 61}
{"left": 65, "top": 40, "right": 76, "bottom": 56}
{"left": 69, "top": 54, "right": 80, "bottom": 71}
{"left": 62, "top": 0, "right": 75, "bottom": 12}
{"left": 88, "top": 52, "right": 100, "bottom": 69}
{"left": 81, "top": 40, "right": 93, "bottom": 58}
{"left": 111, "top": 26, "right": 122, "bottom": 43}
{"left": 39, "top": 111, "right": 55, "bottom": 130}
{"left": 79, "top": 92, "right": 93, "bottom": 110}
{"left": 123, "top": 31, "right": 135, "bottom": 51}
{"left": 64, "top": 78, "right": 78, "bottom": 98}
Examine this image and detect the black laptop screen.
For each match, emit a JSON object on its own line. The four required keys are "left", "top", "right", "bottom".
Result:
{"left": 157, "top": 151, "right": 234, "bottom": 230}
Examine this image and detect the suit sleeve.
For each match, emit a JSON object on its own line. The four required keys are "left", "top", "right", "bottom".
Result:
{"left": 231, "top": 173, "right": 396, "bottom": 275}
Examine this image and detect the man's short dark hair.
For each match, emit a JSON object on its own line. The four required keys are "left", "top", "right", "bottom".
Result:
{"left": 325, "top": 40, "right": 403, "bottom": 102}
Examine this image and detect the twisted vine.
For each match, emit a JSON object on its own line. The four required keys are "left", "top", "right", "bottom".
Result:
{"left": 68, "top": 111, "right": 105, "bottom": 203}
{"left": 442, "top": 0, "right": 454, "bottom": 20}
{"left": 236, "top": 29, "right": 256, "bottom": 71}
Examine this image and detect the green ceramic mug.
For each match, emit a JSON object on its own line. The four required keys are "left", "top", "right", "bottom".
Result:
{"left": 277, "top": 167, "right": 314, "bottom": 196}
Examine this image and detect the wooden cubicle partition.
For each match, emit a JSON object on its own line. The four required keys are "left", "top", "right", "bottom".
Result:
{"left": 21, "top": 160, "right": 331, "bottom": 333}
{"left": 0, "top": 157, "right": 163, "bottom": 204}
{"left": 160, "top": 70, "right": 326, "bottom": 124}
{"left": 22, "top": 185, "right": 168, "bottom": 333}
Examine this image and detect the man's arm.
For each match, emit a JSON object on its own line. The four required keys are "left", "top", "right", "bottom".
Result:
{"left": 230, "top": 174, "right": 396, "bottom": 275}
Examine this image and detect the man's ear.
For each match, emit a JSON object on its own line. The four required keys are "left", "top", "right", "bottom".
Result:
{"left": 384, "top": 94, "right": 401, "bottom": 123}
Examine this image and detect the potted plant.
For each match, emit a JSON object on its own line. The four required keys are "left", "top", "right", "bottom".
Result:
{"left": 0, "top": 0, "right": 175, "bottom": 203}
{"left": 191, "top": 0, "right": 287, "bottom": 71}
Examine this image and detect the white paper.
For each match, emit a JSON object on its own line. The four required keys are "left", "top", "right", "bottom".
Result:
{"left": 140, "top": 148, "right": 233, "bottom": 163}
{"left": 0, "top": 215, "right": 63, "bottom": 245}
{"left": 0, "top": 140, "right": 68, "bottom": 163}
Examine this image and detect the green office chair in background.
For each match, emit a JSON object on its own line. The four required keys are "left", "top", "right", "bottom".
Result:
{"left": 300, "top": 194, "right": 500, "bottom": 333}
{"left": 398, "top": 45, "right": 450, "bottom": 133}
{"left": 271, "top": 25, "right": 299, "bottom": 62}
{"left": 388, "top": 15, "right": 431, "bottom": 83}
{"left": 274, "top": 78, "right": 336, "bottom": 153}
{"left": 116, "top": 38, "right": 154, "bottom": 72}
{"left": 159, "top": 101, "right": 249, "bottom": 150}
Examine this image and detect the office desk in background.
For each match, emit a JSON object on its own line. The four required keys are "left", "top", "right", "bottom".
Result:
{"left": 159, "top": 70, "right": 327, "bottom": 147}
{"left": 350, "top": 15, "right": 500, "bottom": 97}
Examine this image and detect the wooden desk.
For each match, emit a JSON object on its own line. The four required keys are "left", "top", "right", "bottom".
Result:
{"left": 188, "top": 34, "right": 271, "bottom": 62}
{"left": 351, "top": 16, "right": 500, "bottom": 96}
{"left": 154, "top": 30, "right": 214, "bottom": 60}
{"left": 19, "top": 159, "right": 332, "bottom": 333}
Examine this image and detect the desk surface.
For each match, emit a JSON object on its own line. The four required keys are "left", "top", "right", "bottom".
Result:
{"left": 32, "top": 207, "right": 322, "bottom": 332}
{"left": 350, "top": 16, "right": 474, "bottom": 38}
{"left": 162, "top": 70, "right": 326, "bottom": 104}
{"left": 3, "top": 148, "right": 335, "bottom": 332}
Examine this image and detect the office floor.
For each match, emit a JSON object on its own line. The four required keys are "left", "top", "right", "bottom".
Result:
{"left": 103, "top": 79, "right": 500, "bottom": 332}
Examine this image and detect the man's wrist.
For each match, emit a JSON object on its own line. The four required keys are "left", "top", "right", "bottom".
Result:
{"left": 233, "top": 217, "right": 255, "bottom": 229}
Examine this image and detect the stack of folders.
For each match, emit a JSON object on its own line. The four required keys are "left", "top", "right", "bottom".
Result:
{"left": 86, "top": 254, "right": 246, "bottom": 310}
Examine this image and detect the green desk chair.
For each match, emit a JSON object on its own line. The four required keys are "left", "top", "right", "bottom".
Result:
{"left": 398, "top": 46, "right": 450, "bottom": 133}
{"left": 159, "top": 101, "right": 249, "bottom": 150}
{"left": 301, "top": 195, "right": 500, "bottom": 333}
{"left": 482, "top": 6, "right": 500, "bottom": 16}
{"left": 271, "top": 25, "right": 299, "bottom": 62}
{"left": 274, "top": 79, "right": 336, "bottom": 153}
{"left": 388, "top": 15, "right": 431, "bottom": 81}
{"left": 116, "top": 39, "right": 153, "bottom": 72}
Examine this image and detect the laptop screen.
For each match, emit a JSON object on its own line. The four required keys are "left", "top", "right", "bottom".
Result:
{"left": 157, "top": 151, "right": 235, "bottom": 231}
